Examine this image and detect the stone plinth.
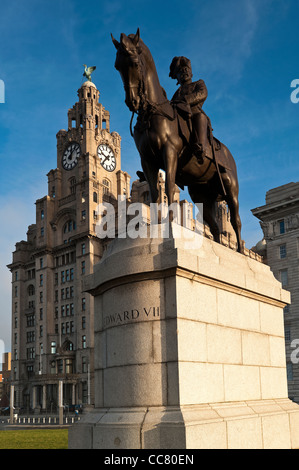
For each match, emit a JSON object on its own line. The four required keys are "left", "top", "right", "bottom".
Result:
{"left": 68, "top": 225, "right": 299, "bottom": 449}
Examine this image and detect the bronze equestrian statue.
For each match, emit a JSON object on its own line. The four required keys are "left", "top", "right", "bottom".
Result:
{"left": 112, "top": 28, "right": 244, "bottom": 253}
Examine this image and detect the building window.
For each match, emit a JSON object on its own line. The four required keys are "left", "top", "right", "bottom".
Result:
{"left": 279, "top": 220, "right": 285, "bottom": 234}
{"left": 82, "top": 356, "right": 87, "bottom": 373}
{"left": 26, "top": 314, "right": 35, "bottom": 327}
{"left": 40, "top": 308, "right": 43, "bottom": 320}
{"left": 40, "top": 325, "right": 43, "bottom": 337}
{"left": 51, "top": 341, "right": 57, "bottom": 354}
{"left": 15, "top": 271, "right": 18, "bottom": 281}
{"left": 102, "top": 178, "right": 110, "bottom": 195}
{"left": 27, "top": 330, "right": 35, "bottom": 343}
{"left": 66, "top": 359, "right": 73, "bottom": 374}
{"left": 14, "top": 286, "right": 18, "bottom": 298}
{"left": 93, "top": 192, "right": 98, "bottom": 203}
{"left": 279, "top": 244, "right": 287, "bottom": 259}
{"left": 82, "top": 210, "right": 86, "bottom": 220}
{"left": 82, "top": 316, "right": 86, "bottom": 329}
{"left": 41, "top": 227, "right": 44, "bottom": 237}
{"left": 41, "top": 209, "right": 44, "bottom": 220}
{"left": 82, "top": 243, "right": 86, "bottom": 255}
{"left": 81, "top": 261, "right": 85, "bottom": 274}
{"left": 82, "top": 335, "right": 87, "bottom": 349}
{"left": 61, "top": 271, "right": 65, "bottom": 284}
{"left": 40, "top": 291, "right": 43, "bottom": 303}
{"left": 285, "top": 326, "right": 291, "bottom": 341}
{"left": 63, "top": 220, "right": 76, "bottom": 233}
{"left": 40, "top": 274, "right": 43, "bottom": 286}
{"left": 40, "top": 258, "right": 44, "bottom": 268}
{"left": 287, "top": 363, "right": 293, "bottom": 381}
{"left": 28, "top": 284, "right": 35, "bottom": 296}
{"left": 280, "top": 269, "right": 288, "bottom": 287}
{"left": 27, "top": 347, "right": 35, "bottom": 360}
{"left": 70, "top": 177, "right": 76, "bottom": 195}
{"left": 82, "top": 298, "right": 86, "bottom": 311}
{"left": 70, "top": 268, "right": 74, "bottom": 281}
{"left": 284, "top": 305, "right": 290, "bottom": 314}
{"left": 70, "top": 303, "right": 74, "bottom": 316}
{"left": 58, "top": 359, "right": 63, "bottom": 373}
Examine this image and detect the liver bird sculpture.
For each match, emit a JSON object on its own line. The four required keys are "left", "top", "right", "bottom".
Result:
{"left": 83, "top": 65, "right": 96, "bottom": 82}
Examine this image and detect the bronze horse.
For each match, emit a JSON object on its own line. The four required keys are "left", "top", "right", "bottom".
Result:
{"left": 112, "top": 29, "right": 243, "bottom": 253}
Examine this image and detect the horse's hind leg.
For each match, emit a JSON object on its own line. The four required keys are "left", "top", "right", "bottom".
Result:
{"left": 222, "top": 173, "right": 243, "bottom": 254}
{"left": 188, "top": 186, "right": 220, "bottom": 244}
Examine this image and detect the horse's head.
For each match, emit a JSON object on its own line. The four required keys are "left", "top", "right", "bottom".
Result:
{"left": 112, "top": 28, "right": 145, "bottom": 113}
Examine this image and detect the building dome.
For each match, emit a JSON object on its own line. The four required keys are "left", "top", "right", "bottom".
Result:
{"left": 252, "top": 238, "right": 267, "bottom": 256}
{"left": 81, "top": 80, "right": 97, "bottom": 88}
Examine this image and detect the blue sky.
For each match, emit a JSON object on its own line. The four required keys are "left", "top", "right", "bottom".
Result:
{"left": 0, "top": 0, "right": 299, "bottom": 350}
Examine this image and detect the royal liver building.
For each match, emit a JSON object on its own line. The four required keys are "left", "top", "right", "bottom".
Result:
{"left": 7, "top": 79, "right": 132, "bottom": 410}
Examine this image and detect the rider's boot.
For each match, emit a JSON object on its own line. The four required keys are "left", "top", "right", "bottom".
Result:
{"left": 192, "top": 143, "right": 205, "bottom": 164}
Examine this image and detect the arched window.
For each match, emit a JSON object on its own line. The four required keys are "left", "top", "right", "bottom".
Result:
{"left": 63, "top": 220, "right": 76, "bottom": 234}
{"left": 102, "top": 178, "right": 110, "bottom": 195}
{"left": 28, "top": 284, "right": 35, "bottom": 296}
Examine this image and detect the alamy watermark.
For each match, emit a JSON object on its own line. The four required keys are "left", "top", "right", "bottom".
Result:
{"left": 94, "top": 197, "right": 204, "bottom": 250}
{"left": 290, "top": 79, "right": 299, "bottom": 104}
{"left": 0, "top": 79, "right": 5, "bottom": 103}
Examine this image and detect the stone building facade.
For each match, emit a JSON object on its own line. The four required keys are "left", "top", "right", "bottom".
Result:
{"left": 7, "top": 80, "right": 132, "bottom": 410}
{"left": 252, "top": 182, "right": 299, "bottom": 402}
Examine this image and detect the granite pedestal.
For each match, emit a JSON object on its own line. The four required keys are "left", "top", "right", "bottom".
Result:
{"left": 69, "top": 225, "right": 299, "bottom": 449}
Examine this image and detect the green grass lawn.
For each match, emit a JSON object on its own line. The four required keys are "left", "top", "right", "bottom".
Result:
{"left": 0, "top": 429, "right": 68, "bottom": 449}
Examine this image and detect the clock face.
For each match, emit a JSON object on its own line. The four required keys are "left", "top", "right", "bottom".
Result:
{"left": 97, "top": 144, "right": 116, "bottom": 172}
{"left": 62, "top": 142, "right": 80, "bottom": 170}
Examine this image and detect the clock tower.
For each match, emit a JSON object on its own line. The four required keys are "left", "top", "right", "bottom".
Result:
{"left": 49, "top": 79, "right": 129, "bottom": 210}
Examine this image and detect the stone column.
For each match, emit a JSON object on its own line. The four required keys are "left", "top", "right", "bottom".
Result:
{"left": 58, "top": 380, "right": 63, "bottom": 425}
{"left": 32, "top": 386, "right": 36, "bottom": 410}
{"left": 10, "top": 385, "right": 14, "bottom": 423}
{"left": 72, "top": 384, "right": 76, "bottom": 405}
{"left": 42, "top": 385, "right": 46, "bottom": 410}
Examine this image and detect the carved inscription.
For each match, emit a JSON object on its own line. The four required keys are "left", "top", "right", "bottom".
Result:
{"left": 103, "top": 306, "right": 160, "bottom": 328}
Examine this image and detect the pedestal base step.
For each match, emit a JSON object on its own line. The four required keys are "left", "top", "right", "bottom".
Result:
{"left": 68, "top": 398, "right": 299, "bottom": 449}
